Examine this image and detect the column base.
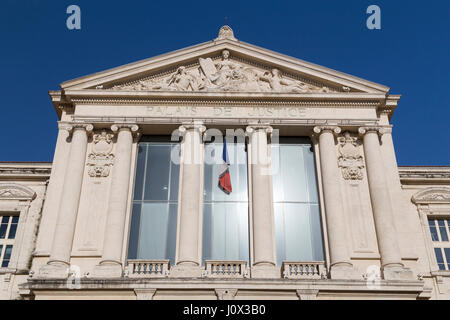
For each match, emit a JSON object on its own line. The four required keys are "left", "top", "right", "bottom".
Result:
{"left": 329, "top": 264, "right": 361, "bottom": 280}
{"left": 169, "top": 264, "right": 203, "bottom": 278}
{"left": 382, "top": 265, "right": 413, "bottom": 280}
{"left": 38, "top": 262, "right": 69, "bottom": 279}
{"left": 92, "top": 263, "right": 123, "bottom": 278}
{"left": 251, "top": 264, "right": 280, "bottom": 279}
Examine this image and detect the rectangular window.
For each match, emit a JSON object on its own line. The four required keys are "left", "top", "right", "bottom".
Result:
{"left": 429, "top": 218, "right": 450, "bottom": 271}
{"left": 272, "top": 137, "right": 324, "bottom": 265}
{"left": 202, "top": 137, "right": 249, "bottom": 263}
{"left": 0, "top": 215, "right": 18, "bottom": 268}
{"left": 127, "top": 136, "right": 180, "bottom": 265}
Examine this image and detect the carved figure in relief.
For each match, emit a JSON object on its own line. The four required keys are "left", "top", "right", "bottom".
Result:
{"left": 259, "top": 68, "right": 310, "bottom": 93}
{"left": 110, "top": 50, "right": 335, "bottom": 93}
{"left": 166, "top": 66, "right": 199, "bottom": 91}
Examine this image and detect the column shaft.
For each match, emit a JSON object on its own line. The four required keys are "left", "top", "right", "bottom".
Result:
{"left": 176, "top": 124, "right": 205, "bottom": 266}
{"left": 48, "top": 125, "right": 91, "bottom": 266}
{"left": 247, "top": 126, "right": 276, "bottom": 267}
{"left": 314, "top": 126, "right": 352, "bottom": 269}
{"left": 100, "top": 125, "right": 137, "bottom": 266}
{"left": 360, "top": 128, "right": 403, "bottom": 268}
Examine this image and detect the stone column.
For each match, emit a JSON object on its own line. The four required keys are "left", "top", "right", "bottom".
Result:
{"left": 246, "top": 124, "right": 278, "bottom": 278}
{"left": 313, "top": 126, "right": 358, "bottom": 279}
{"left": 39, "top": 123, "right": 93, "bottom": 278}
{"left": 171, "top": 123, "right": 205, "bottom": 277}
{"left": 94, "top": 124, "right": 139, "bottom": 278}
{"left": 359, "top": 127, "right": 411, "bottom": 280}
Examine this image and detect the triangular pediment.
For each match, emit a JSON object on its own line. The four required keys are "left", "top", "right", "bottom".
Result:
{"left": 60, "top": 26, "right": 390, "bottom": 95}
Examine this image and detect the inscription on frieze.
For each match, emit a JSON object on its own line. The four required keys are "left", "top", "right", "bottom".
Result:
{"left": 145, "top": 106, "right": 307, "bottom": 119}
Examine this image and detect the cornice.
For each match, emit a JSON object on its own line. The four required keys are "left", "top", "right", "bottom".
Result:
{"left": 0, "top": 163, "right": 52, "bottom": 181}
{"left": 399, "top": 166, "right": 450, "bottom": 184}
{"left": 62, "top": 90, "right": 383, "bottom": 109}
{"left": 64, "top": 89, "right": 385, "bottom": 100}
{"left": 70, "top": 116, "right": 378, "bottom": 128}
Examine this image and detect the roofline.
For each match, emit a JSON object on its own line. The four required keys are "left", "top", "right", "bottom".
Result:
{"left": 399, "top": 166, "right": 450, "bottom": 185}
{"left": 59, "top": 36, "right": 390, "bottom": 94}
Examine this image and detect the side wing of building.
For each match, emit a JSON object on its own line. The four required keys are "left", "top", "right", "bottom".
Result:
{"left": 0, "top": 162, "right": 51, "bottom": 299}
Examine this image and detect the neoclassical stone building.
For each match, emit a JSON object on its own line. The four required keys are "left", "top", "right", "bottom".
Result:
{"left": 1, "top": 26, "right": 449, "bottom": 300}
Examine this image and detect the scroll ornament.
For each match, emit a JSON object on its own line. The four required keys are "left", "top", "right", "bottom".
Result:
{"left": 86, "top": 131, "right": 115, "bottom": 178}
{"left": 338, "top": 132, "right": 365, "bottom": 180}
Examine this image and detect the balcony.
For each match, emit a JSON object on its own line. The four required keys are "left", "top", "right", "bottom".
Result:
{"left": 126, "top": 259, "right": 170, "bottom": 278}
{"left": 282, "top": 261, "right": 327, "bottom": 279}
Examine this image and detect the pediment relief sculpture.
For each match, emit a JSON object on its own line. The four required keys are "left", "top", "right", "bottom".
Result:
{"left": 338, "top": 132, "right": 365, "bottom": 181}
{"left": 412, "top": 187, "right": 450, "bottom": 204}
{"left": 109, "top": 50, "right": 334, "bottom": 93}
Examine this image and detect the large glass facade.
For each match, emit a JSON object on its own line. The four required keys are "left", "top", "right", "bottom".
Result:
{"left": 202, "top": 138, "right": 249, "bottom": 263}
{"left": 127, "top": 136, "right": 180, "bottom": 265}
{"left": 272, "top": 137, "right": 324, "bottom": 265}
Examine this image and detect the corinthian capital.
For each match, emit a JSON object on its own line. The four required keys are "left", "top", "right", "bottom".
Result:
{"left": 313, "top": 125, "right": 341, "bottom": 135}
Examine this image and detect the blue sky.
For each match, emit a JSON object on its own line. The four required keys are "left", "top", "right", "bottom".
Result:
{"left": 0, "top": 0, "right": 448, "bottom": 165}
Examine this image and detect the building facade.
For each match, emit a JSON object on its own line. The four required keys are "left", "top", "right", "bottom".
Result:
{"left": 1, "top": 26, "right": 449, "bottom": 300}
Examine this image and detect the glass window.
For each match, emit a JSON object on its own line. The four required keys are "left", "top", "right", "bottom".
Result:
{"left": 202, "top": 137, "right": 249, "bottom": 263}
{"left": 272, "top": 137, "right": 324, "bottom": 265}
{"left": 438, "top": 220, "right": 449, "bottom": 242}
{"left": 0, "top": 216, "right": 8, "bottom": 239}
{"left": 0, "top": 215, "right": 18, "bottom": 268}
{"left": 1, "top": 245, "right": 12, "bottom": 268}
{"left": 127, "top": 136, "right": 180, "bottom": 265}
{"left": 429, "top": 220, "right": 439, "bottom": 241}
{"left": 429, "top": 218, "right": 450, "bottom": 270}
{"left": 435, "top": 248, "right": 445, "bottom": 271}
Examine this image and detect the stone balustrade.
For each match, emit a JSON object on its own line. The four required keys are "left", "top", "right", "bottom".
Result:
{"left": 204, "top": 260, "right": 249, "bottom": 278}
{"left": 282, "top": 261, "right": 326, "bottom": 279}
{"left": 126, "top": 260, "right": 170, "bottom": 278}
